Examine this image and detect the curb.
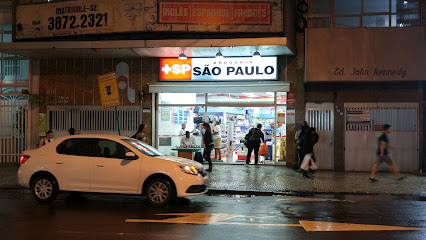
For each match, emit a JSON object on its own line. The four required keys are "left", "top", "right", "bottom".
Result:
{"left": 206, "top": 189, "right": 426, "bottom": 199}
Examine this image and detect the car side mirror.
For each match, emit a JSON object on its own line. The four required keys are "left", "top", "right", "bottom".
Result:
{"left": 124, "top": 152, "right": 138, "bottom": 160}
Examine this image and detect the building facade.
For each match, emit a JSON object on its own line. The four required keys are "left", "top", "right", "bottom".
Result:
{"left": 1, "top": 0, "right": 424, "bottom": 173}
{"left": 1, "top": 0, "right": 304, "bottom": 167}
{"left": 303, "top": 0, "right": 426, "bottom": 172}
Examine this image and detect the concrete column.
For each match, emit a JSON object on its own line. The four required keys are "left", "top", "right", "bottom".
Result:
{"left": 333, "top": 90, "right": 345, "bottom": 171}
{"left": 29, "top": 59, "right": 40, "bottom": 149}
{"left": 285, "top": 31, "right": 306, "bottom": 169}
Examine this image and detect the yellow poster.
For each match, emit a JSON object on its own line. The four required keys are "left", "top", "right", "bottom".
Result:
{"left": 98, "top": 72, "right": 120, "bottom": 108}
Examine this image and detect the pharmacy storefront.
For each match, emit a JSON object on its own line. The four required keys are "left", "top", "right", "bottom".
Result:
{"left": 150, "top": 56, "right": 290, "bottom": 165}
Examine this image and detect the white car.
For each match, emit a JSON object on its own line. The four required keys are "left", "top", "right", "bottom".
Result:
{"left": 18, "top": 134, "right": 208, "bottom": 206}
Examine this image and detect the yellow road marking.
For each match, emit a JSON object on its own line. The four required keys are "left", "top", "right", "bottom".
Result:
{"left": 125, "top": 213, "right": 425, "bottom": 231}
{"left": 125, "top": 213, "right": 301, "bottom": 227}
{"left": 299, "top": 221, "right": 426, "bottom": 232}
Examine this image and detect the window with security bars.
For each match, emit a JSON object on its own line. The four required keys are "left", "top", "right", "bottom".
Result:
{"left": 307, "top": 0, "right": 420, "bottom": 28}
{"left": 48, "top": 107, "right": 142, "bottom": 132}
{"left": 307, "top": 109, "right": 332, "bottom": 131}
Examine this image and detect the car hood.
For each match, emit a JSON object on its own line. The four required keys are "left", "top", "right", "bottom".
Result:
{"left": 154, "top": 155, "right": 204, "bottom": 168}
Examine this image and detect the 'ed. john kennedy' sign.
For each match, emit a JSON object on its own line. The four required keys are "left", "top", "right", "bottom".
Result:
{"left": 160, "top": 57, "right": 277, "bottom": 81}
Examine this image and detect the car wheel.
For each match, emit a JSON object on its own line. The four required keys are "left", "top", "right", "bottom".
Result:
{"left": 145, "top": 178, "right": 174, "bottom": 207}
{"left": 31, "top": 176, "right": 58, "bottom": 202}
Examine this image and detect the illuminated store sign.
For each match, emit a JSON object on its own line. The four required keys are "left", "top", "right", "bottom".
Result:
{"left": 160, "top": 57, "right": 277, "bottom": 81}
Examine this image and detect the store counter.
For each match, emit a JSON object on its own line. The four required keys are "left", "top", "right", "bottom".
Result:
{"left": 171, "top": 148, "right": 202, "bottom": 160}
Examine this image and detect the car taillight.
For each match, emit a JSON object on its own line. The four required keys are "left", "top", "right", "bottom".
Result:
{"left": 20, "top": 155, "right": 30, "bottom": 165}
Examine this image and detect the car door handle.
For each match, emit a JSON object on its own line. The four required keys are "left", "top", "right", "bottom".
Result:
{"left": 96, "top": 164, "right": 104, "bottom": 167}
{"left": 56, "top": 162, "right": 64, "bottom": 165}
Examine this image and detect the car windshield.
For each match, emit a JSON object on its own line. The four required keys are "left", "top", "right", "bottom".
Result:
{"left": 123, "top": 139, "right": 165, "bottom": 157}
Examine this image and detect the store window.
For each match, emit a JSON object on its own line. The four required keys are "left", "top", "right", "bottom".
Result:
{"left": 156, "top": 92, "right": 288, "bottom": 164}
{"left": 157, "top": 106, "right": 205, "bottom": 156}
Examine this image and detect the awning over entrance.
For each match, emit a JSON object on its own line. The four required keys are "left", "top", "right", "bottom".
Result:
{"left": 0, "top": 37, "right": 294, "bottom": 59}
{"left": 148, "top": 81, "right": 289, "bottom": 93}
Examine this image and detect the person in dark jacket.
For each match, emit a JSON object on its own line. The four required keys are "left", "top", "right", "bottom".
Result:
{"left": 296, "top": 121, "right": 310, "bottom": 168}
{"left": 201, "top": 122, "right": 213, "bottom": 171}
{"left": 245, "top": 124, "right": 265, "bottom": 165}
{"left": 300, "top": 127, "right": 319, "bottom": 178}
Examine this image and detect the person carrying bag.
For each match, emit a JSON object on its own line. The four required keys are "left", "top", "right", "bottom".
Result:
{"left": 259, "top": 142, "right": 268, "bottom": 157}
{"left": 245, "top": 124, "right": 265, "bottom": 165}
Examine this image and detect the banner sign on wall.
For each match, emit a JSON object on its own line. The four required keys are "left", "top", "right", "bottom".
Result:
{"left": 346, "top": 110, "right": 370, "bottom": 123}
{"left": 16, "top": 0, "right": 116, "bottom": 39}
{"left": 98, "top": 72, "right": 120, "bottom": 108}
{"left": 159, "top": 2, "right": 271, "bottom": 24}
{"left": 16, "top": 0, "right": 282, "bottom": 39}
{"left": 160, "top": 57, "right": 277, "bottom": 81}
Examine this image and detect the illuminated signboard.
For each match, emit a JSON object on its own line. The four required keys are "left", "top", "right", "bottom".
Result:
{"left": 160, "top": 57, "right": 277, "bottom": 81}
{"left": 159, "top": 2, "right": 271, "bottom": 25}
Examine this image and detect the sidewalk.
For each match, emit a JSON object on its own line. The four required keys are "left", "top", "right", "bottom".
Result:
{"left": 1, "top": 165, "right": 425, "bottom": 196}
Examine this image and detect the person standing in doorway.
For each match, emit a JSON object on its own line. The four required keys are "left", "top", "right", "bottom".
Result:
{"left": 201, "top": 122, "right": 213, "bottom": 171}
{"left": 369, "top": 124, "right": 405, "bottom": 181}
{"left": 179, "top": 123, "right": 187, "bottom": 135}
{"left": 246, "top": 124, "right": 265, "bottom": 165}
{"left": 212, "top": 121, "right": 222, "bottom": 161}
{"left": 264, "top": 121, "right": 275, "bottom": 160}
{"left": 39, "top": 130, "right": 54, "bottom": 148}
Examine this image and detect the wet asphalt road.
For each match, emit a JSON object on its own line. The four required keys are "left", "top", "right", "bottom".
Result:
{"left": 0, "top": 191, "right": 425, "bottom": 240}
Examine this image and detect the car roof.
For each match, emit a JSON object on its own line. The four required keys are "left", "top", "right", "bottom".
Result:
{"left": 54, "top": 134, "right": 131, "bottom": 142}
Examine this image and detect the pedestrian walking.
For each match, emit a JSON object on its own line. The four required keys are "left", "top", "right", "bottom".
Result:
{"left": 369, "top": 124, "right": 405, "bottom": 182}
{"left": 201, "top": 122, "right": 213, "bottom": 171}
{"left": 212, "top": 121, "right": 222, "bottom": 161}
{"left": 295, "top": 121, "right": 309, "bottom": 168}
{"left": 299, "top": 127, "right": 318, "bottom": 178}
{"left": 245, "top": 124, "right": 265, "bottom": 165}
{"left": 39, "top": 130, "right": 54, "bottom": 148}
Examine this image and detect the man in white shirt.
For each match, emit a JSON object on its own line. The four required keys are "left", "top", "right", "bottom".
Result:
{"left": 212, "top": 121, "right": 222, "bottom": 160}
{"left": 180, "top": 131, "right": 196, "bottom": 147}
{"left": 179, "top": 123, "right": 186, "bottom": 135}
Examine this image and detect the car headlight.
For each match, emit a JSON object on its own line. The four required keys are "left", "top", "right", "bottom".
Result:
{"left": 178, "top": 165, "right": 198, "bottom": 175}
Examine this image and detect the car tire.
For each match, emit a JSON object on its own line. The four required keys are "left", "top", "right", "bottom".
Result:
{"left": 31, "top": 175, "right": 59, "bottom": 202}
{"left": 145, "top": 178, "right": 174, "bottom": 207}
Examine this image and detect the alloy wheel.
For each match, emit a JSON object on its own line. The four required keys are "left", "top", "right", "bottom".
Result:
{"left": 34, "top": 179, "right": 53, "bottom": 200}
{"left": 148, "top": 182, "right": 169, "bottom": 204}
